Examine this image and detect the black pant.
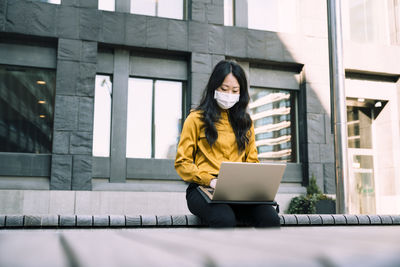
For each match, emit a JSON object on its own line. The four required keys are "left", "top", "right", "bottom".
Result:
{"left": 186, "top": 183, "right": 281, "bottom": 228}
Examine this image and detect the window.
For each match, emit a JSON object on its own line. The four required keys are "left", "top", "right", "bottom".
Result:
{"left": 126, "top": 78, "right": 182, "bottom": 159}
{"left": 225, "top": 0, "right": 297, "bottom": 32}
{"left": 249, "top": 88, "right": 297, "bottom": 162}
{"left": 0, "top": 65, "right": 55, "bottom": 153}
{"left": 93, "top": 49, "right": 187, "bottom": 182}
{"left": 99, "top": 0, "right": 115, "bottom": 11}
{"left": 343, "top": 0, "right": 391, "bottom": 44}
{"left": 131, "top": 0, "right": 185, "bottom": 19}
{"left": 224, "top": 0, "right": 234, "bottom": 26}
{"left": 345, "top": 76, "right": 400, "bottom": 214}
{"left": 92, "top": 75, "right": 113, "bottom": 157}
{"left": 248, "top": 0, "right": 297, "bottom": 32}
{"left": 31, "top": 0, "right": 60, "bottom": 4}
{"left": 393, "top": 0, "right": 400, "bottom": 44}
{"left": 98, "top": 0, "right": 186, "bottom": 19}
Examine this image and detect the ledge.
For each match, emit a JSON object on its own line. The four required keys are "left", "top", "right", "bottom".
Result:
{"left": 1, "top": 214, "right": 400, "bottom": 228}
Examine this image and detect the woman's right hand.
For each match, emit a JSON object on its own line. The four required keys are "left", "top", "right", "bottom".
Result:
{"left": 210, "top": 179, "right": 217, "bottom": 189}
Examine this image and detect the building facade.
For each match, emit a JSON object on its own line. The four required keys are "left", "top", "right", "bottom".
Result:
{"left": 0, "top": 0, "right": 399, "bottom": 215}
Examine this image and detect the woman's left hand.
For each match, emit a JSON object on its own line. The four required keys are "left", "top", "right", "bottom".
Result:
{"left": 210, "top": 179, "right": 217, "bottom": 189}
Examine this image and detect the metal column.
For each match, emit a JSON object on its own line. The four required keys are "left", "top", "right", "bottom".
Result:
{"left": 327, "top": 0, "right": 348, "bottom": 214}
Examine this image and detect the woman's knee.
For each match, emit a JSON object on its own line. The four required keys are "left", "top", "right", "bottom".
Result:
{"left": 208, "top": 205, "right": 236, "bottom": 228}
{"left": 253, "top": 206, "right": 281, "bottom": 227}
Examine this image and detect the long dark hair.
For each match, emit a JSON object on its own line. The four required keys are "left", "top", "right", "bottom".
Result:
{"left": 197, "top": 60, "right": 252, "bottom": 152}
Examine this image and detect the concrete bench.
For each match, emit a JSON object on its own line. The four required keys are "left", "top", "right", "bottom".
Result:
{"left": 1, "top": 214, "right": 400, "bottom": 228}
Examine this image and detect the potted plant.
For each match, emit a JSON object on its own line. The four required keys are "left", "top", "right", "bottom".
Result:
{"left": 286, "top": 174, "right": 336, "bottom": 214}
{"left": 314, "top": 194, "right": 336, "bottom": 214}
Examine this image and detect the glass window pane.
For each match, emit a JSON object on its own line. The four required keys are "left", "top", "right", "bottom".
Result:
{"left": 224, "top": 0, "right": 234, "bottom": 26}
{"left": 131, "top": 0, "right": 157, "bottom": 16}
{"left": 158, "top": 0, "right": 184, "bottom": 19}
{"left": 349, "top": 0, "right": 369, "bottom": 42}
{"left": 93, "top": 75, "right": 112, "bottom": 157}
{"left": 126, "top": 78, "right": 153, "bottom": 158}
{"left": 31, "top": 0, "right": 60, "bottom": 4}
{"left": 248, "top": 88, "right": 296, "bottom": 162}
{"left": 396, "top": 0, "right": 400, "bottom": 43}
{"left": 247, "top": 0, "right": 297, "bottom": 33}
{"left": 0, "top": 65, "right": 55, "bottom": 153}
{"left": 348, "top": 0, "right": 390, "bottom": 44}
{"left": 154, "top": 80, "right": 182, "bottom": 159}
{"left": 248, "top": 0, "right": 278, "bottom": 31}
{"left": 99, "top": 0, "right": 115, "bottom": 11}
{"left": 131, "top": 0, "right": 184, "bottom": 19}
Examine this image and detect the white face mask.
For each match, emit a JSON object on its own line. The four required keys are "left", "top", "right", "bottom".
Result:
{"left": 214, "top": 90, "right": 240, "bottom": 109}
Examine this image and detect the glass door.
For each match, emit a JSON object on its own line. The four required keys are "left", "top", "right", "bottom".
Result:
{"left": 348, "top": 149, "right": 376, "bottom": 214}
{"left": 347, "top": 102, "right": 376, "bottom": 214}
{"left": 345, "top": 77, "right": 400, "bottom": 214}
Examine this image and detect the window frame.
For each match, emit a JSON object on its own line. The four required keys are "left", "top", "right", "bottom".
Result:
{"left": 92, "top": 74, "right": 113, "bottom": 158}
{"left": 226, "top": 0, "right": 298, "bottom": 33}
{"left": 248, "top": 64, "right": 305, "bottom": 183}
{"left": 0, "top": 40, "right": 56, "bottom": 179}
{"left": 126, "top": 76, "right": 185, "bottom": 160}
{"left": 249, "top": 86, "right": 299, "bottom": 164}
{"left": 93, "top": 48, "right": 189, "bottom": 182}
{"left": 342, "top": 0, "right": 393, "bottom": 44}
{"left": 99, "top": 0, "right": 188, "bottom": 20}
{"left": 0, "top": 64, "right": 56, "bottom": 154}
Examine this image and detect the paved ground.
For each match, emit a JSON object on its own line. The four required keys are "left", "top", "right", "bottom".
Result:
{"left": 1, "top": 226, "right": 400, "bottom": 266}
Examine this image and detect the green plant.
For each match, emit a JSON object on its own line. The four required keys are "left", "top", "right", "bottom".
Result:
{"left": 286, "top": 174, "right": 334, "bottom": 214}
{"left": 286, "top": 195, "right": 316, "bottom": 214}
{"left": 307, "top": 174, "right": 322, "bottom": 196}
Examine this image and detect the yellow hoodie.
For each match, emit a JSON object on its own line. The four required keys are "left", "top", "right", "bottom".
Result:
{"left": 174, "top": 109, "right": 259, "bottom": 186}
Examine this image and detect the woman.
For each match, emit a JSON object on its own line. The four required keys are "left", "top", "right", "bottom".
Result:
{"left": 175, "top": 60, "right": 280, "bottom": 228}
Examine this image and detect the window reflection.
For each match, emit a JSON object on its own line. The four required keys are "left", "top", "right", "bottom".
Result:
{"left": 31, "top": 0, "right": 60, "bottom": 4}
{"left": 93, "top": 75, "right": 113, "bottom": 157}
{"left": 349, "top": 0, "right": 385, "bottom": 43}
{"left": 344, "top": 0, "right": 391, "bottom": 44}
{"left": 130, "top": 0, "right": 184, "bottom": 20}
{"left": 0, "top": 65, "right": 55, "bottom": 153}
{"left": 224, "top": 0, "right": 234, "bottom": 26}
{"left": 396, "top": 0, "right": 400, "bottom": 44}
{"left": 126, "top": 78, "right": 182, "bottom": 159}
{"left": 99, "top": 0, "right": 115, "bottom": 11}
{"left": 126, "top": 78, "right": 153, "bottom": 158}
{"left": 249, "top": 88, "right": 297, "bottom": 162}
{"left": 154, "top": 80, "right": 182, "bottom": 159}
{"left": 247, "top": 0, "right": 297, "bottom": 33}
{"left": 131, "top": 0, "right": 156, "bottom": 16}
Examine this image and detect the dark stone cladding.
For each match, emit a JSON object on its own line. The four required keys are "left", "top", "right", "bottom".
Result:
{"left": 50, "top": 155, "right": 73, "bottom": 190}
{"left": 0, "top": 215, "right": 5, "bottom": 227}
{"left": 0, "top": 1, "right": 297, "bottom": 75}
{"left": 72, "top": 155, "right": 92, "bottom": 190}
{"left": 0, "top": 0, "right": 298, "bottom": 191}
{"left": 5, "top": 1, "right": 58, "bottom": 37}
{"left": 2, "top": 214, "right": 400, "bottom": 228}
{"left": 0, "top": 1, "right": 297, "bottom": 68}
{"left": 0, "top": 0, "right": 6, "bottom": 31}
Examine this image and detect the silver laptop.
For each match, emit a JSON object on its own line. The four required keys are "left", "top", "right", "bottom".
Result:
{"left": 197, "top": 162, "right": 286, "bottom": 204}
